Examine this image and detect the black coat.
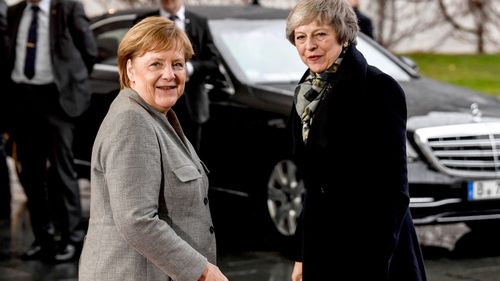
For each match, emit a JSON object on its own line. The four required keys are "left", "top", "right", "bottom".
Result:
{"left": 0, "top": 0, "right": 8, "bottom": 131}
{"left": 289, "top": 46, "right": 427, "bottom": 281}
{"left": 354, "top": 8, "right": 374, "bottom": 39}
{"left": 0, "top": 0, "right": 7, "bottom": 80}
{"left": 6, "top": 0, "right": 97, "bottom": 118}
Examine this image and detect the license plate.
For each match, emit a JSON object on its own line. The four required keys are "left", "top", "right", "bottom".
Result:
{"left": 467, "top": 180, "right": 500, "bottom": 201}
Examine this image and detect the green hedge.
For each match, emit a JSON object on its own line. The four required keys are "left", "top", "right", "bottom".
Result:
{"left": 401, "top": 53, "right": 500, "bottom": 98}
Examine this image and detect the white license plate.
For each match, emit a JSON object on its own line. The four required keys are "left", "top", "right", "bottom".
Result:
{"left": 468, "top": 180, "right": 500, "bottom": 201}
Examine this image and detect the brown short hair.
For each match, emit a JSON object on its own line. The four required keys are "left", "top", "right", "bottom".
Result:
{"left": 117, "top": 16, "right": 194, "bottom": 89}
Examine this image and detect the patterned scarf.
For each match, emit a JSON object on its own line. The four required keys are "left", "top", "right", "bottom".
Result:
{"left": 294, "top": 45, "right": 348, "bottom": 142}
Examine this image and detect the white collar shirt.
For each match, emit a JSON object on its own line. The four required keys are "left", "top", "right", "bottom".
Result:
{"left": 11, "top": 0, "right": 54, "bottom": 84}
{"left": 159, "top": 6, "right": 194, "bottom": 75}
{"left": 160, "top": 5, "right": 186, "bottom": 31}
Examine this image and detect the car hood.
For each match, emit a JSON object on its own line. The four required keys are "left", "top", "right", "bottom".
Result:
{"left": 255, "top": 76, "right": 500, "bottom": 131}
{"left": 257, "top": 82, "right": 297, "bottom": 93}
{"left": 402, "top": 77, "right": 500, "bottom": 118}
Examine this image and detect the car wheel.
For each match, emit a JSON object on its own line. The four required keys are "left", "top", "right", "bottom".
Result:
{"left": 266, "top": 159, "right": 305, "bottom": 238}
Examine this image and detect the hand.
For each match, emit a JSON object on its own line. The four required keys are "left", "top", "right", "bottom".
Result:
{"left": 198, "top": 262, "right": 228, "bottom": 281}
{"left": 291, "top": 261, "right": 303, "bottom": 281}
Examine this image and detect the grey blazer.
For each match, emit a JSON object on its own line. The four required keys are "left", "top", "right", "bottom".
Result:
{"left": 79, "top": 88, "right": 216, "bottom": 281}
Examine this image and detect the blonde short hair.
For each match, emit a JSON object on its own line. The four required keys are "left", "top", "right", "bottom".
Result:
{"left": 286, "top": 0, "right": 358, "bottom": 45}
{"left": 117, "top": 16, "right": 194, "bottom": 89}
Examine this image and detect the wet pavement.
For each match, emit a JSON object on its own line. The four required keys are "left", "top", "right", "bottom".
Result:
{"left": 2, "top": 157, "right": 500, "bottom": 281}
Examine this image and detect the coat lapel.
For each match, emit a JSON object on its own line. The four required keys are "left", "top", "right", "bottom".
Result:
{"left": 12, "top": 4, "right": 24, "bottom": 30}
{"left": 8, "top": 2, "right": 26, "bottom": 52}
{"left": 305, "top": 46, "right": 367, "bottom": 147}
{"left": 123, "top": 89, "right": 200, "bottom": 163}
{"left": 49, "top": 0, "right": 57, "bottom": 54}
{"left": 184, "top": 11, "right": 196, "bottom": 42}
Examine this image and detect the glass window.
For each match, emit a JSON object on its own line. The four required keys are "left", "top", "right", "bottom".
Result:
{"left": 91, "top": 14, "right": 135, "bottom": 65}
{"left": 356, "top": 38, "right": 412, "bottom": 81}
{"left": 95, "top": 28, "right": 128, "bottom": 65}
{"left": 210, "top": 20, "right": 305, "bottom": 84}
{"left": 209, "top": 19, "right": 413, "bottom": 83}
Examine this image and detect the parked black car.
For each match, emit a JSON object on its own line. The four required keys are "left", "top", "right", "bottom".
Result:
{"left": 75, "top": 5, "right": 500, "bottom": 247}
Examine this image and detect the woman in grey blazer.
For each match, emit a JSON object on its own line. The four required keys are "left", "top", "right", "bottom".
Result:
{"left": 79, "top": 17, "right": 228, "bottom": 281}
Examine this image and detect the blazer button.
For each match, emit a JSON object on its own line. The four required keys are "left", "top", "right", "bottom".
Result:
{"left": 204, "top": 197, "right": 208, "bottom": 205}
{"left": 209, "top": 226, "right": 215, "bottom": 234}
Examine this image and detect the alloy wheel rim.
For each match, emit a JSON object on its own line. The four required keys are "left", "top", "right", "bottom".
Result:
{"left": 267, "top": 160, "right": 304, "bottom": 236}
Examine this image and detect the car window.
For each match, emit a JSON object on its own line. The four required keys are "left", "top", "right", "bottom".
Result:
{"left": 356, "top": 38, "right": 412, "bottom": 81}
{"left": 209, "top": 19, "right": 305, "bottom": 84}
{"left": 94, "top": 28, "right": 128, "bottom": 65}
{"left": 209, "top": 19, "right": 413, "bottom": 84}
{"left": 92, "top": 15, "right": 413, "bottom": 83}
{"left": 91, "top": 14, "right": 136, "bottom": 66}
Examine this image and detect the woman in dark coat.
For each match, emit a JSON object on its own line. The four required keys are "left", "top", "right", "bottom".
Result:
{"left": 286, "top": 0, "right": 427, "bottom": 280}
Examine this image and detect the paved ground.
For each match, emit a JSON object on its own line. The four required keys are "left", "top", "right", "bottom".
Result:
{"left": 3, "top": 157, "right": 500, "bottom": 281}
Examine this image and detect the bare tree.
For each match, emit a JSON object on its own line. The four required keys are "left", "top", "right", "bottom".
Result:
{"left": 437, "top": 0, "right": 500, "bottom": 53}
{"left": 367, "top": 0, "right": 444, "bottom": 49}
{"left": 366, "top": 0, "right": 499, "bottom": 53}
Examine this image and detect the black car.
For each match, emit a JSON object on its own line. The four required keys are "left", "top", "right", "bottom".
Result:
{"left": 75, "top": 5, "right": 500, "bottom": 247}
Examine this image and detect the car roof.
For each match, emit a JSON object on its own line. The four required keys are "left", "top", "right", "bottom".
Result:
{"left": 188, "top": 5, "right": 289, "bottom": 20}
{"left": 91, "top": 5, "right": 290, "bottom": 22}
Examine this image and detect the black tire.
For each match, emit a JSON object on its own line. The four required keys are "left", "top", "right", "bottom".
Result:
{"left": 259, "top": 159, "right": 304, "bottom": 253}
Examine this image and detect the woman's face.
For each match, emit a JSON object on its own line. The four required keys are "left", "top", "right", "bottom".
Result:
{"left": 127, "top": 48, "right": 186, "bottom": 113}
{"left": 294, "top": 21, "right": 342, "bottom": 74}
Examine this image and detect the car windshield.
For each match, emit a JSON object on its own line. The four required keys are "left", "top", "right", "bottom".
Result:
{"left": 209, "top": 19, "right": 412, "bottom": 84}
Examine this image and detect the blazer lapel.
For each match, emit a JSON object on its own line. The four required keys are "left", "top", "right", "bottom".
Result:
{"left": 122, "top": 89, "right": 199, "bottom": 162}
{"left": 49, "top": 0, "right": 59, "bottom": 54}
{"left": 163, "top": 110, "right": 205, "bottom": 172}
{"left": 166, "top": 109, "right": 192, "bottom": 153}
{"left": 8, "top": 2, "right": 26, "bottom": 51}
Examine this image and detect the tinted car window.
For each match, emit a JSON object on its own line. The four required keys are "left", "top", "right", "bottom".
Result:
{"left": 356, "top": 38, "right": 412, "bottom": 81}
{"left": 95, "top": 28, "right": 127, "bottom": 65}
{"left": 209, "top": 19, "right": 414, "bottom": 84}
{"left": 91, "top": 14, "right": 135, "bottom": 65}
{"left": 210, "top": 19, "right": 304, "bottom": 84}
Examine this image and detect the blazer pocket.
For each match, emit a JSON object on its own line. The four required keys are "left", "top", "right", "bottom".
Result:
{"left": 173, "top": 165, "right": 202, "bottom": 182}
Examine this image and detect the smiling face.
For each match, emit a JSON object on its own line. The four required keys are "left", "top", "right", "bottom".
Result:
{"left": 126, "top": 48, "right": 186, "bottom": 113}
{"left": 293, "top": 21, "right": 343, "bottom": 74}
